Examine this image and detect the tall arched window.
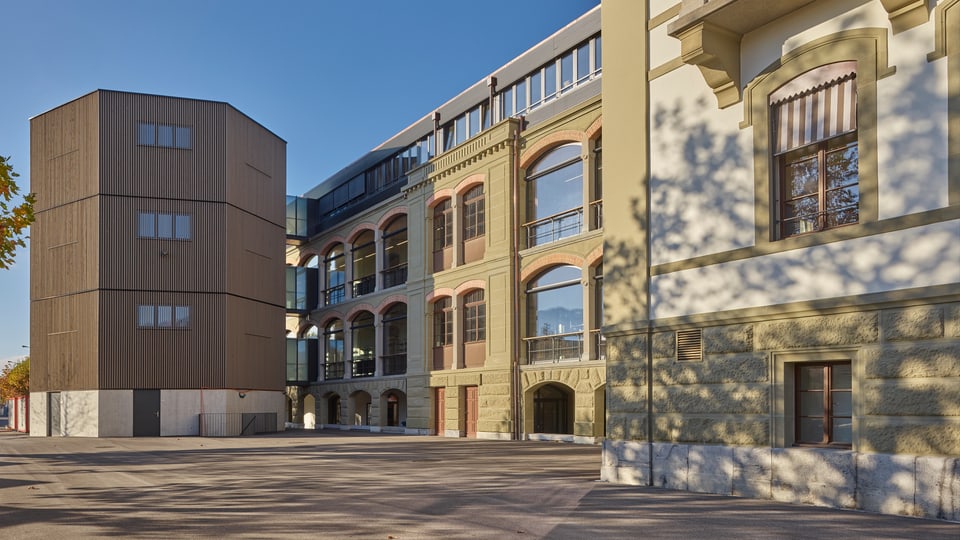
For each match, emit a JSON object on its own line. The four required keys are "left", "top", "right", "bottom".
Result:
{"left": 526, "top": 143, "right": 583, "bottom": 247}
{"left": 433, "top": 199, "right": 453, "bottom": 272}
{"left": 462, "top": 185, "right": 485, "bottom": 264}
{"left": 382, "top": 303, "right": 407, "bottom": 375}
{"left": 462, "top": 289, "right": 486, "bottom": 368}
{"left": 382, "top": 216, "right": 408, "bottom": 288}
{"left": 351, "top": 231, "right": 376, "bottom": 297}
{"left": 351, "top": 312, "right": 375, "bottom": 378}
{"left": 526, "top": 266, "right": 583, "bottom": 363}
{"left": 324, "top": 244, "right": 345, "bottom": 305}
{"left": 432, "top": 297, "right": 453, "bottom": 370}
{"left": 323, "top": 320, "right": 344, "bottom": 380}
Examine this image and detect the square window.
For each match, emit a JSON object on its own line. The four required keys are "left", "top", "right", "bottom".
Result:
{"left": 137, "top": 123, "right": 156, "bottom": 146}
{"left": 174, "top": 214, "right": 191, "bottom": 240}
{"left": 138, "top": 212, "right": 156, "bottom": 238}
{"left": 175, "top": 126, "right": 192, "bottom": 149}
{"left": 137, "top": 305, "right": 155, "bottom": 327}
{"left": 157, "top": 125, "right": 174, "bottom": 147}
{"left": 157, "top": 305, "right": 173, "bottom": 328}
{"left": 157, "top": 213, "right": 174, "bottom": 238}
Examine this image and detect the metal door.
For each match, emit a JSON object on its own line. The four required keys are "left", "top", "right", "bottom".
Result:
{"left": 48, "top": 392, "right": 62, "bottom": 436}
{"left": 435, "top": 387, "right": 445, "bottom": 435}
{"left": 133, "top": 390, "right": 161, "bottom": 437}
{"left": 465, "top": 386, "right": 478, "bottom": 438}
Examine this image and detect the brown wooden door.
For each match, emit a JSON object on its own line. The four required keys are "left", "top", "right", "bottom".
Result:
{"left": 435, "top": 387, "right": 445, "bottom": 435}
{"left": 465, "top": 386, "right": 478, "bottom": 438}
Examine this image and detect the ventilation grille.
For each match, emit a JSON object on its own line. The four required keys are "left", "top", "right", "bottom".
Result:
{"left": 676, "top": 329, "right": 703, "bottom": 362}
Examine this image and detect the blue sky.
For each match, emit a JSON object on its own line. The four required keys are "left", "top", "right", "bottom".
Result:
{"left": 0, "top": 0, "right": 600, "bottom": 368}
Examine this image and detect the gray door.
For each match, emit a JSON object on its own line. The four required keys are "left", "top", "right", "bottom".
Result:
{"left": 133, "top": 390, "right": 161, "bottom": 437}
{"left": 48, "top": 392, "right": 62, "bottom": 436}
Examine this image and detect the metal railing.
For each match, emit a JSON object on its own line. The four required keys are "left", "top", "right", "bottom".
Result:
{"left": 198, "top": 412, "right": 278, "bottom": 437}
{"left": 323, "top": 284, "right": 345, "bottom": 305}
{"left": 324, "top": 361, "right": 345, "bottom": 380}
{"left": 525, "top": 207, "right": 583, "bottom": 248}
{"left": 381, "top": 264, "right": 408, "bottom": 289}
{"left": 352, "top": 355, "right": 376, "bottom": 378}
{"left": 381, "top": 353, "right": 407, "bottom": 375}
{"left": 525, "top": 331, "right": 584, "bottom": 363}
{"left": 351, "top": 275, "right": 376, "bottom": 297}
{"left": 590, "top": 199, "right": 603, "bottom": 230}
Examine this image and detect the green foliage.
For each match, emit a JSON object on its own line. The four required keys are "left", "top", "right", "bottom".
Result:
{"left": 0, "top": 155, "right": 35, "bottom": 269}
{"left": 0, "top": 357, "right": 29, "bottom": 400}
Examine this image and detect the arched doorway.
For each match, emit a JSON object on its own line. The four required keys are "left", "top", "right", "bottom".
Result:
{"left": 349, "top": 390, "right": 372, "bottom": 426}
{"left": 327, "top": 394, "right": 342, "bottom": 425}
{"left": 381, "top": 390, "right": 407, "bottom": 427}
{"left": 303, "top": 394, "right": 316, "bottom": 429}
{"left": 533, "top": 384, "right": 573, "bottom": 434}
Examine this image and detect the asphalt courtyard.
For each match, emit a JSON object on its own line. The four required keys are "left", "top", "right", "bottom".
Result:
{"left": 0, "top": 430, "right": 957, "bottom": 539}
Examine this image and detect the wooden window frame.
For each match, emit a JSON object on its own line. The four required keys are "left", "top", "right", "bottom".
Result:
{"left": 433, "top": 200, "right": 453, "bottom": 251}
{"left": 462, "top": 185, "right": 485, "bottom": 241}
{"left": 794, "top": 361, "right": 852, "bottom": 449}
{"left": 462, "top": 290, "right": 486, "bottom": 343}
{"left": 433, "top": 298, "right": 453, "bottom": 347}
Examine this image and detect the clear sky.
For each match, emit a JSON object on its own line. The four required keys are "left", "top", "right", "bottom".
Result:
{"left": 0, "top": 0, "right": 600, "bottom": 369}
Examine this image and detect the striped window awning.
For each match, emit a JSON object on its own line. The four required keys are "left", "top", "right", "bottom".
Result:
{"left": 770, "top": 61, "right": 857, "bottom": 155}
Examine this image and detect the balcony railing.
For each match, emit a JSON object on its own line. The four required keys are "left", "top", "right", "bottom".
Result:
{"left": 381, "top": 353, "right": 407, "bottom": 375}
{"left": 381, "top": 264, "right": 408, "bottom": 289}
{"left": 525, "top": 207, "right": 583, "bottom": 248}
{"left": 324, "top": 284, "right": 345, "bottom": 305}
{"left": 351, "top": 274, "right": 376, "bottom": 298}
{"left": 352, "top": 354, "right": 376, "bottom": 378}
{"left": 324, "top": 361, "right": 344, "bottom": 380}
{"left": 590, "top": 199, "right": 603, "bottom": 230}
{"left": 592, "top": 329, "right": 606, "bottom": 361}
{"left": 525, "top": 331, "right": 584, "bottom": 363}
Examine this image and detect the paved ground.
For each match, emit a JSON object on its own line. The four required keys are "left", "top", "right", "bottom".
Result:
{"left": 0, "top": 430, "right": 957, "bottom": 539}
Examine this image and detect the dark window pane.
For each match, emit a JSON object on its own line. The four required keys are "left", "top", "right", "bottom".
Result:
{"left": 799, "top": 366, "right": 824, "bottom": 390}
{"left": 832, "top": 418, "right": 853, "bottom": 443}
{"left": 832, "top": 390, "right": 852, "bottom": 417}
{"left": 799, "top": 417, "right": 824, "bottom": 443}
{"left": 784, "top": 155, "right": 819, "bottom": 197}
{"left": 832, "top": 363, "right": 852, "bottom": 389}
{"left": 799, "top": 392, "right": 824, "bottom": 416}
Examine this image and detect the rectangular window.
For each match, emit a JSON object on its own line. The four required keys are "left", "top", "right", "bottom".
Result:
{"left": 594, "top": 36, "right": 602, "bottom": 72}
{"left": 137, "top": 123, "right": 156, "bottom": 146}
{"left": 468, "top": 106, "right": 481, "bottom": 138}
{"left": 136, "top": 122, "right": 192, "bottom": 149}
{"left": 138, "top": 305, "right": 190, "bottom": 329}
{"left": 502, "top": 86, "right": 514, "bottom": 119}
{"left": 772, "top": 64, "right": 858, "bottom": 239}
{"left": 544, "top": 63, "right": 557, "bottom": 100}
{"left": 455, "top": 114, "right": 467, "bottom": 146}
{"left": 560, "top": 52, "right": 574, "bottom": 92}
{"left": 516, "top": 79, "right": 527, "bottom": 114}
{"left": 576, "top": 44, "right": 591, "bottom": 83}
{"left": 463, "top": 291, "right": 486, "bottom": 343}
{"left": 795, "top": 362, "right": 852, "bottom": 447}
{"left": 530, "top": 71, "right": 542, "bottom": 107}
{"left": 138, "top": 212, "right": 192, "bottom": 240}
{"left": 462, "top": 187, "right": 485, "bottom": 240}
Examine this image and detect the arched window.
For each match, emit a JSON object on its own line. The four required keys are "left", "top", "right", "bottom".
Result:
{"left": 301, "top": 325, "right": 319, "bottom": 339}
{"left": 324, "top": 244, "right": 345, "bottom": 305}
{"left": 351, "top": 231, "right": 376, "bottom": 297}
{"left": 382, "top": 303, "right": 407, "bottom": 376}
{"left": 432, "top": 297, "right": 454, "bottom": 370}
{"left": 462, "top": 185, "right": 485, "bottom": 264}
{"left": 433, "top": 199, "right": 453, "bottom": 272}
{"left": 351, "top": 312, "right": 375, "bottom": 378}
{"left": 772, "top": 62, "right": 859, "bottom": 238}
{"left": 526, "top": 143, "right": 583, "bottom": 247}
{"left": 382, "top": 216, "right": 408, "bottom": 288}
{"left": 526, "top": 265, "right": 583, "bottom": 363}
{"left": 323, "top": 320, "right": 344, "bottom": 380}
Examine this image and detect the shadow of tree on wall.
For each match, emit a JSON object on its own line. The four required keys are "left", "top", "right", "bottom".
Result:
{"left": 603, "top": 8, "right": 958, "bottom": 519}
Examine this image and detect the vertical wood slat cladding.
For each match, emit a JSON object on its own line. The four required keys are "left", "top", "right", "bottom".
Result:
{"left": 32, "top": 90, "right": 286, "bottom": 395}
{"left": 98, "top": 92, "right": 229, "bottom": 202}
{"left": 225, "top": 297, "right": 285, "bottom": 390}
{"left": 30, "top": 92, "right": 100, "bottom": 212}
{"left": 30, "top": 196, "right": 100, "bottom": 300}
{"left": 99, "top": 196, "right": 227, "bottom": 293}
{"left": 30, "top": 292, "right": 100, "bottom": 391}
{"left": 226, "top": 108, "right": 286, "bottom": 227}
{"left": 98, "top": 291, "right": 226, "bottom": 389}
